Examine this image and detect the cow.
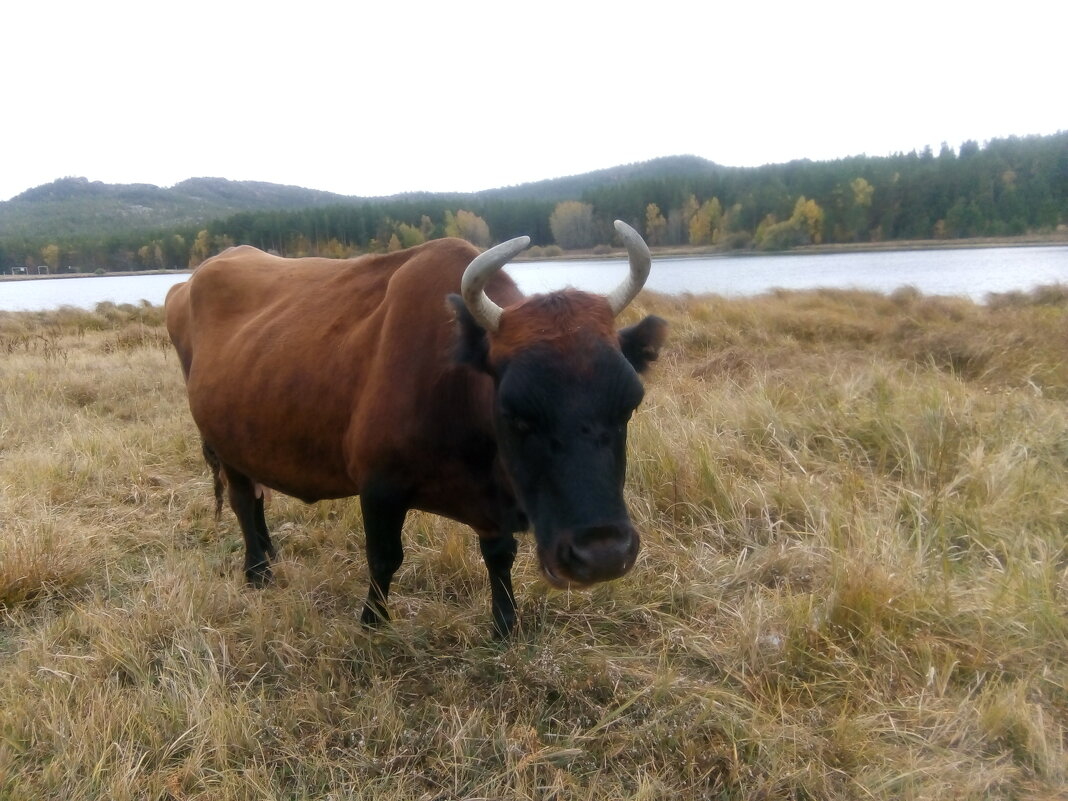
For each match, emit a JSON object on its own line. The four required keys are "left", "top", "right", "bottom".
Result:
{"left": 165, "top": 220, "right": 667, "bottom": 637}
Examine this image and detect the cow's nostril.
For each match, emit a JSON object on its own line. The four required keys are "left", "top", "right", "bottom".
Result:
{"left": 559, "top": 542, "right": 583, "bottom": 570}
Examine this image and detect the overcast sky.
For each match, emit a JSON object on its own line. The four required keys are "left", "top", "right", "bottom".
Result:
{"left": 1, "top": 1, "right": 1063, "bottom": 202}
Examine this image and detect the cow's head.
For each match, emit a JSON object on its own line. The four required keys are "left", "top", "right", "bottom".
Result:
{"left": 451, "top": 221, "right": 667, "bottom": 589}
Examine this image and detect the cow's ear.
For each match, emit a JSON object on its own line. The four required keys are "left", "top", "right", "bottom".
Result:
{"left": 448, "top": 294, "right": 490, "bottom": 372}
{"left": 619, "top": 315, "right": 668, "bottom": 374}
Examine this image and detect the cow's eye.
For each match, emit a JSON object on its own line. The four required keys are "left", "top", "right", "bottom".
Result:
{"left": 510, "top": 416, "right": 533, "bottom": 436}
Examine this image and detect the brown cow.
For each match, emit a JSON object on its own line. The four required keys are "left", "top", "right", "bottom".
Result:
{"left": 165, "top": 220, "right": 666, "bottom": 636}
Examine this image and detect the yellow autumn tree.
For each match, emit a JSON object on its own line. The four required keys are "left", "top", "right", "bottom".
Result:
{"left": 444, "top": 210, "right": 491, "bottom": 247}
{"left": 189, "top": 230, "right": 231, "bottom": 264}
{"left": 418, "top": 215, "right": 435, "bottom": 242}
{"left": 680, "top": 194, "right": 699, "bottom": 229}
{"left": 190, "top": 230, "right": 213, "bottom": 266}
{"left": 755, "top": 197, "right": 824, "bottom": 250}
{"left": 40, "top": 244, "right": 60, "bottom": 272}
{"left": 319, "top": 238, "right": 350, "bottom": 259}
{"left": 837, "top": 177, "right": 875, "bottom": 242}
{"left": 851, "top": 177, "right": 874, "bottom": 207}
{"left": 395, "top": 222, "right": 426, "bottom": 249}
{"left": 794, "top": 197, "right": 824, "bottom": 244}
{"left": 688, "top": 197, "right": 723, "bottom": 246}
{"left": 549, "top": 201, "right": 596, "bottom": 250}
{"left": 645, "top": 203, "right": 667, "bottom": 246}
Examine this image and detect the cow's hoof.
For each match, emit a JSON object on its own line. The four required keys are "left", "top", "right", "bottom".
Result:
{"left": 244, "top": 564, "right": 273, "bottom": 587}
{"left": 360, "top": 603, "right": 390, "bottom": 628}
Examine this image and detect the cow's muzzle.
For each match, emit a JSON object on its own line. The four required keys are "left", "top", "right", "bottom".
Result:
{"left": 540, "top": 522, "right": 640, "bottom": 588}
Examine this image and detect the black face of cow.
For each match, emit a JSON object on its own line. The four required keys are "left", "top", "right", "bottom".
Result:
{"left": 450, "top": 294, "right": 667, "bottom": 589}
{"left": 494, "top": 341, "right": 646, "bottom": 587}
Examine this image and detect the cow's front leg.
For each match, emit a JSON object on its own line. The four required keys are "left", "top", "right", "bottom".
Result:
{"left": 359, "top": 480, "right": 409, "bottom": 627}
{"left": 479, "top": 531, "right": 518, "bottom": 638}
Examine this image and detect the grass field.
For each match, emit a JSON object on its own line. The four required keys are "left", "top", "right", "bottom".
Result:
{"left": 1, "top": 288, "right": 1066, "bottom": 800}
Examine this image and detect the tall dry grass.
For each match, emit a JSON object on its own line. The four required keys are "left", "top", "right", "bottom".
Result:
{"left": 0, "top": 291, "right": 1065, "bottom": 800}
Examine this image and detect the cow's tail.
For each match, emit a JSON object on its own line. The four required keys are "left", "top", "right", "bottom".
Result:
{"left": 201, "top": 440, "right": 225, "bottom": 521}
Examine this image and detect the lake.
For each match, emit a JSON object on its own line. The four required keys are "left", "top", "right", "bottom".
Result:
{"left": 2, "top": 245, "right": 1067, "bottom": 312}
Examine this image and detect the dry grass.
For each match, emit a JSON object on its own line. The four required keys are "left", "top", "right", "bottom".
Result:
{"left": 1, "top": 292, "right": 1066, "bottom": 800}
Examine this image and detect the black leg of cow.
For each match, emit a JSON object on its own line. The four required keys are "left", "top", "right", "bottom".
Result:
{"left": 254, "top": 492, "right": 275, "bottom": 561}
{"left": 359, "top": 483, "right": 408, "bottom": 627}
{"left": 201, "top": 440, "right": 225, "bottom": 521}
{"left": 479, "top": 532, "right": 519, "bottom": 638}
{"left": 223, "top": 466, "right": 273, "bottom": 586}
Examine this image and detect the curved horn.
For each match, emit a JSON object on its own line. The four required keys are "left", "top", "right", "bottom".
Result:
{"left": 461, "top": 235, "right": 531, "bottom": 332}
{"left": 606, "top": 219, "right": 652, "bottom": 316}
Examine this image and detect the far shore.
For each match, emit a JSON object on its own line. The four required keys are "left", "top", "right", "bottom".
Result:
{"left": 0, "top": 268, "right": 182, "bottom": 283}
{"left": 3, "top": 233, "right": 1066, "bottom": 282}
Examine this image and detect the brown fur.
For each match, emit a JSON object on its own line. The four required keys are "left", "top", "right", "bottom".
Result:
{"left": 492, "top": 292, "right": 618, "bottom": 364}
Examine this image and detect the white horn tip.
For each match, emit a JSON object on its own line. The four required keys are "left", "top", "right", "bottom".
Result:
{"left": 495, "top": 235, "right": 531, "bottom": 256}
{"left": 614, "top": 220, "right": 649, "bottom": 255}
{"left": 607, "top": 220, "right": 652, "bottom": 316}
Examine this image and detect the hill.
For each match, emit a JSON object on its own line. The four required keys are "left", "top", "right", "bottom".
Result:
{"left": 0, "top": 176, "right": 351, "bottom": 240}
{"left": 0, "top": 157, "right": 719, "bottom": 243}
{"left": 472, "top": 154, "right": 724, "bottom": 201}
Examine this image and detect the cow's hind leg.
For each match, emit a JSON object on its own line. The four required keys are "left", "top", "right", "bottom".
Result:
{"left": 222, "top": 464, "right": 276, "bottom": 586}
{"left": 359, "top": 479, "right": 409, "bottom": 627}
{"left": 479, "top": 532, "right": 518, "bottom": 638}
{"left": 201, "top": 440, "right": 225, "bottom": 520}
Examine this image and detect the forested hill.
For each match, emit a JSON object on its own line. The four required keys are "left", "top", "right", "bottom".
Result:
{"left": 1, "top": 134, "right": 1066, "bottom": 273}
{"left": 475, "top": 155, "right": 723, "bottom": 202}
{"left": 0, "top": 158, "right": 716, "bottom": 242}
{"left": 0, "top": 177, "right": 349, "bottom": 240}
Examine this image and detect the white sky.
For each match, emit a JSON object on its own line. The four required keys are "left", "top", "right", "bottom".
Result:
{"left": 1, "top": 0, "right": 1064, "bottom": 202}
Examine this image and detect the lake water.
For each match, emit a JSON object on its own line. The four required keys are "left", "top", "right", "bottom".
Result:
{"left": 2, "top": 245, "right": 1067, "bottom": 312}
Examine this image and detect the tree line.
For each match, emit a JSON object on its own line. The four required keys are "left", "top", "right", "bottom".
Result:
{"left": 3, "top": 132, "right": 1065, "bottom": 274}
